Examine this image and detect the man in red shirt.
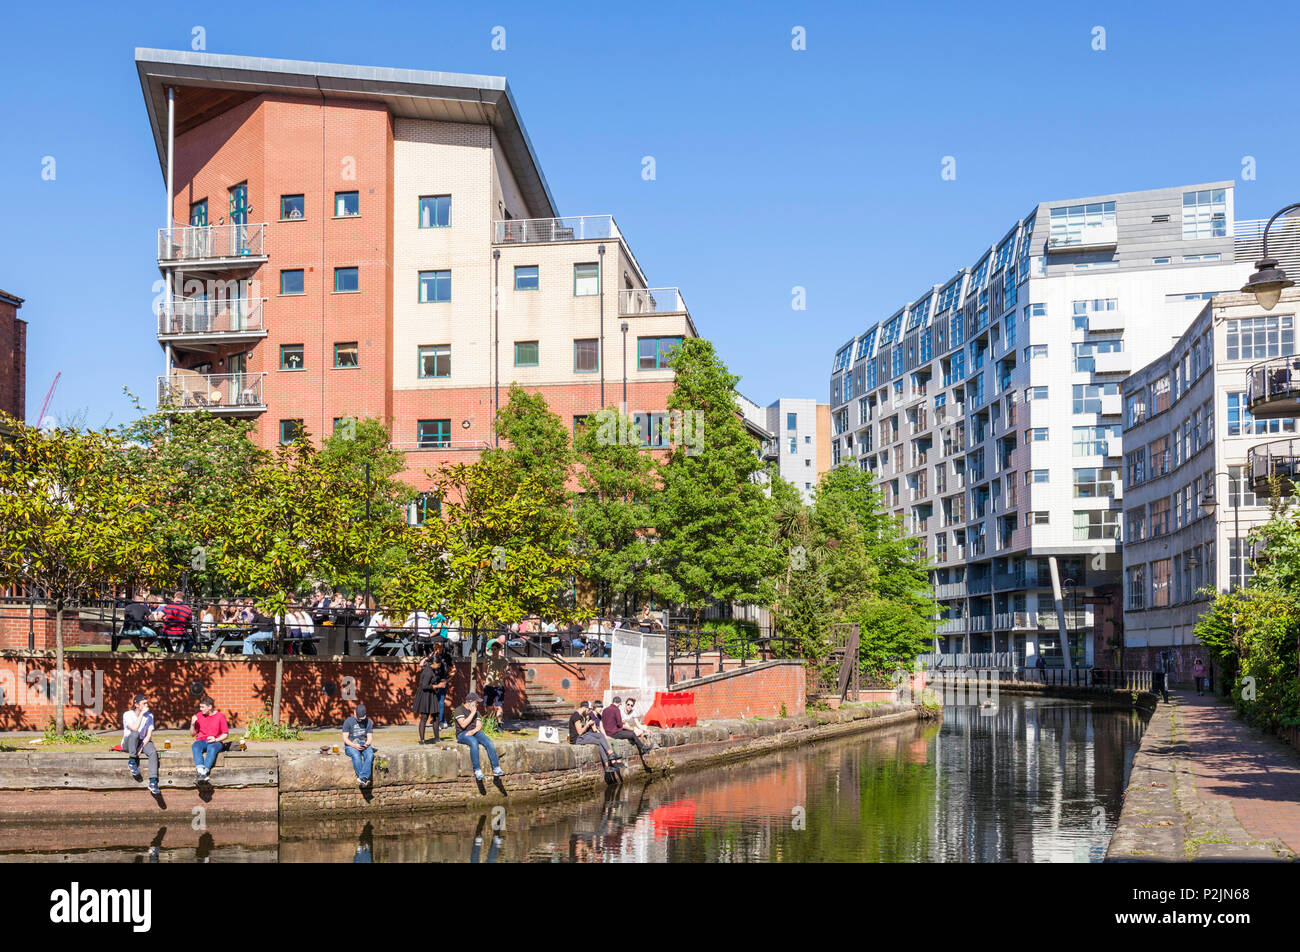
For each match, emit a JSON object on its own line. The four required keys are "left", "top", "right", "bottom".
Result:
{"left": 190, "top": 696, "right": 229, "bottom": 781}
{"left": 161, "top": 591, "right": 195, "bottom": 652}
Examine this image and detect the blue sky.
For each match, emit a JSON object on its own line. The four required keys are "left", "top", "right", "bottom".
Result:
{"left": 3, "top": 0, "right": 1299, "bottom": 425}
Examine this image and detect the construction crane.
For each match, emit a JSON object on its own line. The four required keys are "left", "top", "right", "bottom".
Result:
{"left": 37, "top": 372, "right": 61, "bottom": 427}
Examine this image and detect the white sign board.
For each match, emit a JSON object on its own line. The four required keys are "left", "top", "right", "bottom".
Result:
{"left": 607, "top": 630, "right": 669, "bottom": 718}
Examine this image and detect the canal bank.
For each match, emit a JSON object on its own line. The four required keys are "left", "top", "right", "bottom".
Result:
{"left": 1107, "top": 691, "right": 1300, "bottom": 862}
{"left": 0, "top": 701, "right": 925, "bottom": 820}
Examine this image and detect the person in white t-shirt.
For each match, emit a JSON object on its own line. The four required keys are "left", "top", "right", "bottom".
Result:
{"left": 123, "top": 694, "right": 160, "bottom": 795}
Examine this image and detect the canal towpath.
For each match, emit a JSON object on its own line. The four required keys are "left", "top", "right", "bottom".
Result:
{"left": 1108, "top": 690, "right": 1300, "bottom": 861}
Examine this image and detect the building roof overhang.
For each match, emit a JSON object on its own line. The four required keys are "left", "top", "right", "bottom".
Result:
{"left": 134, "top": 48, "right": 558, "bottom": 218}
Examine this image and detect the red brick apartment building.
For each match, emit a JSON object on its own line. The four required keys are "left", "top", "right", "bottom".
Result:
{"left": 0, "top": 289, "right": 25, "bottom": 422}
{"left": 137, "top": 50, "right": 697, "bottom": 503}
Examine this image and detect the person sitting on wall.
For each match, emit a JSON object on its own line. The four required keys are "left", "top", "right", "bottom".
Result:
{"left": 454, "top": 693, "right": 504, "bottom": 782}
{"left": 602, "top": 695, "right": 651, "bottom": 756}
{"left": 342, "top": 703, "right": 375, "bottom": 788}
{"left": 190, "top": 696, "right": 229, "bottom": 783}
{"left": 621, "top": 697, "right": 653, "bottom": 745}
{"left": 568, "top": 700, "right": 614, "bottom": 770}
{"left": 123, "top": 694, "right": 161, "bottom": 795}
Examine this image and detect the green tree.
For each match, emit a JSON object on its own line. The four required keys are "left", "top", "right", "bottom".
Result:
{"left": 573, "top": 409, "right": 661, "bottom": 616}
{"left": 652, "top": 338, "right": 780, "bottom": 623}
{"left": 0, "top": 419, "right": 172, "bottom": 732}
{"left": 206, "top": 435, "right": 385, "bottom": 721}
{"left": 487, "top": 384, "right": 574, "bottom": 505}
{"left": 382, "top": 452, "right": 588, "bottom": 672}
{"left": 117, "top": 394, "right": 268, "bottom": 596}
{"left": 770, "top": 474, "right": 831, "bottom": 662}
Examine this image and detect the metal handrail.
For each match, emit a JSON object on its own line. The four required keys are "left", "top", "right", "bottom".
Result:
{"left": 157, "top": 372, "right": 266, "bottom": 410}
{"left": 1246, "top": 355, "right": 1300, "bottom": 411}
{"left": 1247, "top": 437, "right": 1300, "bottom": 492}
{"left": 158, "top": 222, "right": 267, "bottom": 261}
{"left": 157, "top": 298, "right": 266, "bottom": 336}
{"left": 618, "top": 287, "right": 688, "bottom": 316}
{"left": 492, "top": 215, "right": 618, "bottom": 244}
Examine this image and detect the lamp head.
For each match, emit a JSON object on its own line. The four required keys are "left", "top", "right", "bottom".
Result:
{"left": 1241, "top": 258, "right": 1294, "bottom": 311}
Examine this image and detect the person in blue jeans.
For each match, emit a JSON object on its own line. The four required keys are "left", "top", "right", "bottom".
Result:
{"left": 454, "top": 692, "right": 503, "bottom": 781}
{"left": 342, "top": 703, "right": 375, "bottom": 787}
{"left": 190, "top": 696, "right": 229, "bottom": 781}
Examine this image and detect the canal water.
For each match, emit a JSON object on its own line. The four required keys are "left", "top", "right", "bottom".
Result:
{"left": 1, "top": 695, "right": 1147, "bottom": 863}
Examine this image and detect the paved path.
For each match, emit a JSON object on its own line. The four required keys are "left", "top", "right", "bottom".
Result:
{"left": 1109, "top": 690, "right": 1300, "bottom": 861}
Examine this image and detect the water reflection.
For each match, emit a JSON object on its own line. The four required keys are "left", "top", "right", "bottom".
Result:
{"left": 2, "top": 696, "right": 1146, "bottom": 863}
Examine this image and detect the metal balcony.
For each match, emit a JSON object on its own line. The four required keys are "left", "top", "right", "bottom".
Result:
{"left": 157, "top": 372, "right": 266, "bottom": 415}
{"left": 1246, "top": 355, "right": 1300, "bottom": 419}
{"left": 619, "top": 287, "right": 688, "bottom": 316}
{"left": 158, "top": 223, "right": 267, "bottom": 268}
{"left": 157, "top": 298, "right": 267, "bottom": 343}
{"left": 493, "top": 215, "right": 619, "bottom": 244}
{"left": 1247, "top": 437, "right": 1300, "bottom": 497}
{"left": 1046, "top": 221, "right": 1118, "bottom": 253}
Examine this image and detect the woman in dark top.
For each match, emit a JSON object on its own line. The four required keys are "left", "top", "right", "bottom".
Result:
{"left": 414, "top": 647, "right": 451, "bottom": 743}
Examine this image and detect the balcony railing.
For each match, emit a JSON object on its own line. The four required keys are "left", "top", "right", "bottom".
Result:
{"left": 157, "top": 298, "right": 266, "bottom": 338}
{"left": 1246, "top": 355, "right": 1300, "bottom": 419}
{"left": 968, "top": 577, "right": 992, "bottom": 595}
{"left": 493, "top": 216, "right": 618, "bottom": 244}
{"left": 158, "top": 223, "right": 267, "bottom": 263}
{"left": 1247, "top": 437, "right": 1300, "bottom": 497}
{"left": 935, "top": 581, "right": 967, "bottom": 599}
{"left": 157, "top": 372, "right": 265, "bottom": 412}
{"left": 619, "top": 287, "right": 687, "bottom": 315}
{"left": 1046, "top": 221, "right": 1118, "bottom": 252}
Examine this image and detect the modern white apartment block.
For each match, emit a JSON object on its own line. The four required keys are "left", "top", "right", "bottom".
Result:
{"left": 1121, "top": 288, "right": 1300, "bottom": 676}
{"left": 828, "top": 182, "right": 1262, "bottom": 667}
{"left": 736, "top": 395, "right": 831, "bottom": 501}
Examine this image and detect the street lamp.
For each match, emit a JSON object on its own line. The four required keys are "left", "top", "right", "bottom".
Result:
{"left": 1240, "top": 203, "right": 1300, "bottom": 310}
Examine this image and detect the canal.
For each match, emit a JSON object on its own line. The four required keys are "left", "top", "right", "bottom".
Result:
{"left": 0, "top": 695, "right": 1148, "bottom": 863}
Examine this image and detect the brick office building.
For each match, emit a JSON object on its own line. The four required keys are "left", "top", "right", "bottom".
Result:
{"left": 0, "top": 289, "right": 25, "bottom": 422}
{"left": 136, "top": 50, "right": 697, "bottom": 504}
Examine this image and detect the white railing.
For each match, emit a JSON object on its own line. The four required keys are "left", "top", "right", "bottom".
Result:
{"left": 492, "top": 216, "right": 619, "bottom": 244}
{"left": 157, "top": 372, "right": 265, "bottom": 410}
{"left": 157, "top": 298, "right": 266, "bottom": 337}
{"left": 1235, "top": 216, "right": 1300, "bottom": 277}
{"left": 619, "top": 287, "right": 688, "bottom": 315}
{"left": 158, "top": 223, "right": 267, "bottom": 262}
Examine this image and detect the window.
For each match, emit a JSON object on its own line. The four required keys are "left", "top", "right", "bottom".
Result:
{"left": 1149, "top": 435, "right": 1170, "bottom": 476}
{"left": 1150, "top": 498, "right": 1171, "bottom": 536}
{"left": 1151, "top": 559, "right": 1172, "bottom": 607}
{"left": 1028, "top": 427, "right": 1049, "bottom": 443}
{"left": 1026, "top": 470, "right": 1049, "bottom": 484}
{"left": 1225, "top": 316, "right": 1295, "bottom": 361}
{"left": 1025, "top": 303, "right": 1047, "bottom": 319}
{"left": 1153, "top": 257, "right": 1171, "bottom": 265}
{"left": 1126, "top": 506, "right": 1146, "bottom": 542}
{"left": 1025, "top": 386, "right": 1048, "bottom": 402}
{"left": 575, "top": 338, "right": 600, "bottom": 373}
{"left": 1125, "top": 391, "right": 1148, "bottom": 428}
{"left": 574, "top": 263, "right": 600, "bottom": 296}
{"left": 189, "top": 199, "right": 208, "bottom": 226}
{"left": 1127, "top": 566, "right": 1145, "bottom": 610}
{"left": 1074, "top": 424, "right": 1119, "bottom": 456}
{"left": 788, "top": 438, "right": 797, "bottom": 454}
{"left": 280, "top": 344, "right": 304, "bottom": 370}
{"left": 634, "top": 413, "right": 670, "bottom": 448}
{"left": 1074, "top": 467, "right": 1119, "bottom": 498}
{"left": 787, "top": 412, "right": 798, "bottom": 431}
{"left": 1227, "top": 392, "right": 1297, "bottom": 435}
{"left": 279, "top": 419, "right": 304, "bottom": 445}
{"left": 1071, "top": 298, "right": 1119, "bottom": 332}
{"left": 417, "top": 344, "right": 451, "bottom": 378}
{"left": 419, "top": 270, "right": 452, "bottom": 303}
{"left": 334, "top": 342, "right": 358, "bottom": 368}
{"left": 1073, "top": 383, "right": 1118, "bottom": 414}
{"left": 407, "top": 493, "right": 440, "bottom": 526}
{"left": 1027, "top": 511, "right": 1049, "bottom": 526}
{"left": 280, "top": 269, "right": 305, "bottom": 295}
{"left": 514, "top": 341, "right": 539, "bottom": 367}
{"left": 335, "top": 191, "right": 359, "bottom": 217}
{"left": 1073, "top": 338, "right": 1122, "bottom": 373}
{"left": 1126, "top": 447, "right": 1146, "bottom": 486}
{"left": 638, "top": 336, "right": 682, "bottom": 370}
{"left": 1182, "top": 188, "right": 1227, "bottom": 239}
{"left": 1229, "top": 538, "right": 1256, "bottom": 589}
{"left": 334, "top": 266, "right": 359, "bottom": 293}
{"left": 280, "top": 194, "right": 305, "bottom": 220}
{"left": 418, "top": 195, "right": 451, "bottom": 228}
{"left": 1182, "top": 253, "right": 1221, "bottom": 263}
{"left": 1074, "top": 509, "right": 1119, "bottom": 540}
{"left": 514, "top": 265, "right": 539, "bottom": 291}
{"left": 417, "top": 420, "right": 451, "bottom": 449}
{"left": 1024, "top": 344, "right": 1048, "bottom": 360}
{"left": 1228, "top": 465, "right": 1257, "bottom": 508}
{"left": 1049, "top": 201, "right": 1116, "bottom": 246}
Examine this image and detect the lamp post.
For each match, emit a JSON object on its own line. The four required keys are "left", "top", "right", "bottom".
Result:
{"left": 1240, "top": 203, "right": 1300, "bottom": 310}
{"left": 1200, "top": 471, "right": 1241, "bottom": 589}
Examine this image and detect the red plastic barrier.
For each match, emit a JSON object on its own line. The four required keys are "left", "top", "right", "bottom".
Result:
{"left": 645, "top": 690, "right": 697, "bottom": 727}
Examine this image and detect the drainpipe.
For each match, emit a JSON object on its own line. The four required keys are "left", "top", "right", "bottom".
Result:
{"left": 598, "top": 244, "right": 606, "bottom": 407}
{"left": 493, "top": 249, "right": 500, "bottom": 446}
{"left": 164, "top": 86, "right": 175, "bottom": 384}
{"left": 621, "top": 321, "right": 629, "bottom": 407}
{"left": 1048, "top": 556, "right": 1074, "bottom": 671}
